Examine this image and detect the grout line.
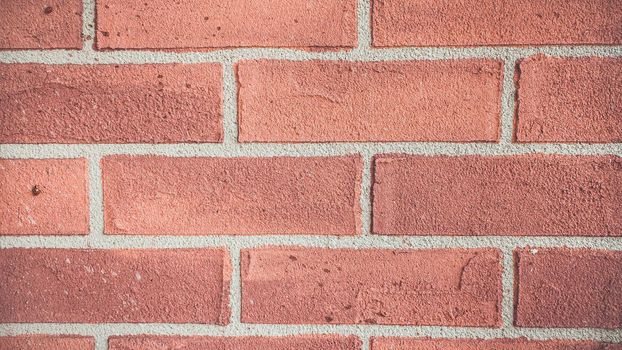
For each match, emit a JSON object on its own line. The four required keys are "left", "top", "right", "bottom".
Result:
{"left": 359, "top": 152, "right": 373, "bottom": 236}
{"left": 87, "top": 154, "right": 104, "bottom": 242}
{"left": 82, "top": 0, "right": 96, "bottom": 52}
{"left": 356, "top": 0, "right": 372, "bottom": 50}
{"left": 500, "top": 56, "right": 519, "bottom": 144}
{"left": 501, "top": 247, "right": 516, "bottom": 331}
{"left": 222, "top": 61, "right": 238, "bottom": 144}
{"left": 361, "top": 335, "right": 371, "bottom": 350}
{"left": 228, "top": 245, "right": 242, "bottom": 326}
{"left": 94, "top": 334, "right": 107, "bottom": 350}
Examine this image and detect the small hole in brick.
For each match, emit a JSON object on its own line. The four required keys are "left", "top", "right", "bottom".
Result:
{"left": 31, "top": 185, "right": 42, "bottom": 196}
{"left": 43, "top": 6, "right": 54, "bottom": 14}
{"left": 101, "top": 31, "right": 110, "bottom": 37}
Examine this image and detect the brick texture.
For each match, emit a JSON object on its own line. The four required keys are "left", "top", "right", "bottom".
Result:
{"left": 237, "top": 60, "right": 502, "bottom": 142}
{"left": 373, "top": 155, "right": 622, "bottom": 236}
{"left": 0, "top": 0, "right": 82, "bottom": 49}
{"left": 241, "top": 248, "right": 501, "bottom": 326}
{"left": 102, "top": 156, "right": 362, "bottom": 235}
{"left": 0, "top": 248, "right": 230, "bottom": 323}
{"left": 515, "top": 248, "right": 622, "bottom": 329}
{"left": 0, "top": 336, "right": 93, "bottom": 350}
{"left": 371, "top": 338, "right": 622, "bottom": 350}
{"left": 109, "top": 335, "right": 361, "bottom": 350}
{"left": 96, "top": 0, "right": 357, "bottom": 50}
{"left": 0, "top": 158, "right": 89, "bottom": 235}
{"left": 372, "top": 0, "right": 622, "bottom": 47}
{"left": 0, "top": 64, "right": 222, "bottom": 143}
{"left": 516, "top": 56, "right": 622, "bottom": 143}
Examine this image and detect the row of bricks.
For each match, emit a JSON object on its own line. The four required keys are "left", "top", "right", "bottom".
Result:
{"left": 1, "top": 247, "right": 621, "bottom": 328}
{"left": 0, "top": 56, "right": 621, "bottom": 144}
{"left": 2, "top": 0, "right": 622, "bottom": 49}
{"left": 2, "top": 154, "right": 621, "bottom": 236}
{"left": 2, "top": 335, "right": 621, "bottom": 350}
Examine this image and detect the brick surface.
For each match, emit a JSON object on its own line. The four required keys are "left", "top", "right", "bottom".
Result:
{"left": 0, "top": 0, "right": 82, "bottom": 49}
{"left": 516, "top": 56, "right": 622, "bottom": 143}
{"left": 0, "top": 248, "right": 230, "bottom": 323}
{"left": 96, "top": 0, "right": 356, "bottom": 50}
{"left": 372, "top": 0, "right": 622, "bottom": 47}
{"left": 237, "top": 60, "right": 502, "bottom": 142}
{"left": 0, "top": 64, "right": 222, "bottom": 143}
{"left": 241, "top": 248, "right": 501, "bottom": 326}
{"left": 109, "top": 335, "right": 361, "bottom": 350}
{"left": 373, "top": 155, "right": 622, "bottom": 236}
{"left": 102, "top": 156, "right": 362, "bottom": 235}
{"left": 515, "top": 248, "right": 622, "bottom": 329}
{"left": 0, "top": 158, "right": 89, "bottom": 235}
{"left": 0, "top": 336, "right": 94, "bottom": 350}
{"left": 371, "top": 338, "right": 622, "bottom": 350}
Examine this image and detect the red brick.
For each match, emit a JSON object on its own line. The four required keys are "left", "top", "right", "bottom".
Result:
{"left": 373, "top": 155, "right": 622, "bottom": 236}
{"left": 0, "top": 336, "right": 94, "bottom": 350}
{"left": 516, "top": 56, "right": 622, "bottom": 143}
{"left": 0, "top": 64, "right": 222, "bottom": 144}
{"left": 0, "top": 0, "right": 82, "bottom": 49}
{"left": 102, "top": 156, "right": 361, "bottom": 235}
{"left": 515, "top": 248, "right": 622, "bottom": 329}
{"left": 241, "top": 248, "right": 501, "bottom": 326}
{"left": 96, "top": 0, "right": 356, "bottom": 50}
{"left": 372, "top": 0, "right": 622, "bottom": 47}
{"left": 237, "top": 60, "right": 502, "bottom": 142}
{"left": 109, "top": 335, "right": 361, "bottom": 350}
{"left": 371, "top": 338, "right": 622, "bottom": 350}
{"left": 0, "top": 158, "right": 89, "bottom": 235}
{"left": 0, "top": 248, "right": 230, "bottom": 323}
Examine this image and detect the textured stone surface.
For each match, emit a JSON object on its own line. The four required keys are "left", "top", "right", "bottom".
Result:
{"left": 373, "top": 0, "right": 622, "bottom": 47}
{"left": 0, "top": 336, "right": 94, "bottom": 350}
{"left": 102, "top": 156, "right": 362, "bottom": 235}
{"left": 241, "top": 248, "right": 501, "bottom": 326}
{"left": 373, "top": 155, "right": 622, "bottom": 236}
{"left": 0, "top": 0, "right": 82, "bottom": 49}
{"left": 516, "top": 56, "right": 622, "bottom": 143}
{"left": 237, "top": 60, "right": 502, "bottom": 142}
{"left": 109, "top": 335, "right": 361, "bottom": 350}
{"left": 96, "top": 0, "right": 356, "bottom": 50}
{"left": 515, "top": 248, "right": 622, "bottom": 329}
{"left": 371, "top": 338, "right": 622, "bottom": 349}
{"left": 0, "top": 249, "right": 230, "bottom": 323}
{"left": 0, "top": 64, "right": 222, "bottom": 143}
{"left": 0, "top": 158, "right": 89, "bottom": 235}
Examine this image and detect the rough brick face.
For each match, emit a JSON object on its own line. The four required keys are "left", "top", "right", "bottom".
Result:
{"left": 371, "top": 338, "right": 622, "bottom": 350}
{"left": 109, "top": 335, "right": 361, "bottom": 350}
{"left": 373, "top": 155, "right": 622, "bottom": 236}
{"left": 0, "top": 336, "right": 94, "bottom": 350}
{"left": 96, "top": 0, "right": 357, "bottom": 50}
{"left": 102, "top": 156, "right": 362, "bottom": 235}
{"left": 0, "top": 248, "right": 230, "bottom": 323}
{"left": 241, "top": 248, "right": 501, "bottom": 326}
{"left": 237, "top": 60, "right": 502, "bottom": 142}
{"left": 372, "top": 0, "right": 622, "bottom": 47}
{"left": 515, "top": 248, "right": 622, "bottom": 329}
{"left": 0, "top": 0, "right": 82, "bottom": 49}
{"left": 0, "top": 64, "right": 222, "bottom": 143}
{"left": 515, "top": 56, "right": 622, "bottom": 143}
{"left": 0, "top": 158, "right": 89, "bottom": 235}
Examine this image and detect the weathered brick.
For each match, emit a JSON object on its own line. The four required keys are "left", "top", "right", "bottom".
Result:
{"left": 0, "top": 248, "right": 230, "bottom": 323}
{"left": 516, "top": 56, "right": 622, "bottom": 143}
{"left": 373, "top": 155, "right": 622, "bottom": 236}
{"left": 0, "top": 158, "right": 89, "bottom": 235}
{"left": 237, "top": 60, "right": 502, "bottom": 142}
{"left": 102, "top": 156, "right": 362, "bottom": 235}
{"left": 0, "top": 0, "right": 82, "bottom": 49}
{"left": 96, "top": 0, "right": 356, "bottom": 50}
{"left": 373, "top": 0, "right": 622, "bottom": 47}
{"left": 0, "top": 64, "right": 222, "bottom": 143}
{"left": 371, "top": 338, "right": 622, "bottom": 350}
{"left": 515, "top": 248, "right": 622, "bottom": 328}
{"left": 0, "top": 336, "right": 93, "bottom": 350}
{"left": 241, "top": 248, "right": 501, "bottom": 326}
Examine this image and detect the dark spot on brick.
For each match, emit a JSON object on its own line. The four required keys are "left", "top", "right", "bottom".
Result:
{"left": 43, "top": 6, "right": 54, "bottom": 14}
{"left": 31, "top": 185, "right": 42, "bottom": 196}
{"left": 324, "top": 315, "right": 334, "bottom": 322}
{"left": 216, "top": 26, "right": 221, "bottom": 31}
{"left": 289, "top": 255, "right": 297, "bottom": 261}
{"left": 101, "top": 31, "right": 110, "bottom": 37}
{"left": 157, "top": 74, "right": 164, "bottom": 79}
{"left": 323, "top": 268, "right": 330, "bottom": 273}
{"left": 185, "top": 83, "right": 192, "bottom": 88}
{"left": 344, "top": 304, "right": 352, "bottom": 310}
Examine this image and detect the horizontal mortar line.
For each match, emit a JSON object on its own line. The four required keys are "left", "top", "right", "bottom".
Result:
{"left": 0, "top": 46, "right": 621, "bottom": 64}
{"left": 0, "top": 323, "right": 620, "bottom": 341}
{"left": 1, "top": 143, "right": 621, "bottom": 158}
{"left": 1, "top": 236, "right": 621, "bottom": 249}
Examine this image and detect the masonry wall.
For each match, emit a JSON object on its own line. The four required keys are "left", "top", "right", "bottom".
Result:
{"left": 0, "top": 1, "right": 621, "bottom": 349}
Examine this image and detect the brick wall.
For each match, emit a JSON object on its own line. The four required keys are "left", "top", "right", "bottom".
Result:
{"left": 0, "top": 0, "right": 621, "bottom": 349}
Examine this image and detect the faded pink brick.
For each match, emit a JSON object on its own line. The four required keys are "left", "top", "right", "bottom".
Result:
{"left": 371, "top": 338, "right": 622, "bottom": 350}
